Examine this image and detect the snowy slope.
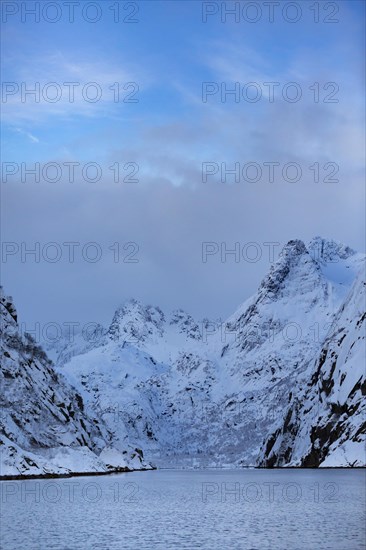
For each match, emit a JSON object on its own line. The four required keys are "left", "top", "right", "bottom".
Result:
{"left": 212, "top": 238, "right": 364, "bottom": 464}
{"left": 44, "top": 323, "right": 107, "bottom": 368}
{"left": 257, "top": 269, "right": 366, "bottom": 467}
{"left": 0, "top": 288, "right": 151, "bottom": 477}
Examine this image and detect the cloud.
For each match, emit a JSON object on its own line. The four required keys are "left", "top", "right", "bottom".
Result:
{"left": 1, "top": 3, "right": 364, "bottom": 330}
{"left": 2, "top": 164, "right": 364, "bottom": 329}
{"left": 14, "top": 127, "right": 39, "bottom": 143}
{"left": 1, "top": 51, "right": 145, "bottom": 124}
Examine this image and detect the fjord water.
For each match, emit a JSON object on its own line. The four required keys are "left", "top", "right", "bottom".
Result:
{"left": 1, "top": 469, "right": 365, "bottom": 549}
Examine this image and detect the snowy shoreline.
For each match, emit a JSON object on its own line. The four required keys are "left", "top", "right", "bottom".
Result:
{"left": 0, "top": 466, "right": 155, "bottom": 481}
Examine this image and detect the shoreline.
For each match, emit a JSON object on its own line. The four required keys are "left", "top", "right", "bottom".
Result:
{"left": 0, "top": 466, "right": 155, "bottom": 482}
{"left": 1, "top": 465, "right": 364, "bottom": 481}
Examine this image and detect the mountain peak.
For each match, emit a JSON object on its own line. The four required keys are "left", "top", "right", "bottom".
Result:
{"left": 108, "top": 299, "right": 165, "bottom": 343}
{"left": 281, "top": 239, "right": 307, "bottom": 258}
{"left": 307, "top": 236, "right": 356, "bottom": 264}
{"left": 257, "top": 239, "right": 313, "bottom": 300}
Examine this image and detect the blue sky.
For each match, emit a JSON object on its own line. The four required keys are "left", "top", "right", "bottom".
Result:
{"left": 1, "top": 0, "right": 365, "bottom": 329}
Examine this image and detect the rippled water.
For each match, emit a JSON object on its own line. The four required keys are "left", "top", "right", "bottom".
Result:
{"left": 1, "top": 469, "right": 365, "bottom": 549}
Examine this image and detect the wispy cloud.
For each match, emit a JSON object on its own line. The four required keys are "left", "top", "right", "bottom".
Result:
{"left": 2, "top": 51, "right": 146, "bottom": 124}
{"left": 14, "top": 127, "right": 40, "bottom": 143}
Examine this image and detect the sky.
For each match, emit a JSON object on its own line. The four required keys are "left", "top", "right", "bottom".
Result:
{"left": 1, "top": 0, "right": 365, "bottom": 335}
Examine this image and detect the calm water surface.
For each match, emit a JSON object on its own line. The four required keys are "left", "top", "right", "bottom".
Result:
{"left": 1, "top": 469, "right": 365, "bottom": 549}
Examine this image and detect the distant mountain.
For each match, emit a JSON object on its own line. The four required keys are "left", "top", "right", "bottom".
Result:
{"left": 0, "top": 288, "right": 151, "bottom": 477}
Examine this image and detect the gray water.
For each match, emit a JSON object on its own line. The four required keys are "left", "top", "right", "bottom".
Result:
{"left": 1, "top": 469, "right": 365, "bottom": 549}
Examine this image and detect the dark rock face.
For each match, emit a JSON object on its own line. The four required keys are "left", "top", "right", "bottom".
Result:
{"left": 0, "top": 288, "right": 106, "bottom": 455}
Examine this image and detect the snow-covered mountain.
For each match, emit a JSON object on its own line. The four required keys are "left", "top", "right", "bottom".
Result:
{"left": 258, "top": 270, "right": 366, "bottom": 467}
{"left": 50, "top": 236, "right": 365, "bottom": 468}
{"left": 2, "top": 237, "right": 364, "bottom": 474}
{"left": 0, "top": 288, "right": 151, "bottom": 478}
